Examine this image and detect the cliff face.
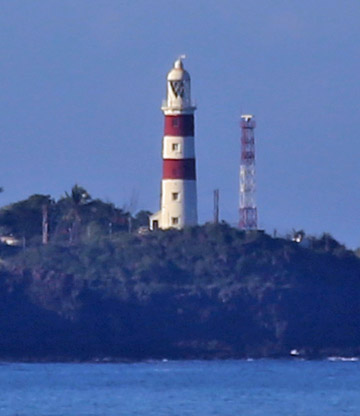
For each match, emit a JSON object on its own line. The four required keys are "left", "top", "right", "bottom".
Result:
{"left": 0, "top": 225, "right": 360, "bottom": 360}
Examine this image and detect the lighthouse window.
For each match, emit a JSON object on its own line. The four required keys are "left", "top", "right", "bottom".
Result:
{"left": 171, "top": 217, "right": 179, "bottom": 225}
{"left": 172, "top": 192, "right": 179, "bottom": 201}
{"left": 170, "top": 81, "right": 185, "bottom": 98}
{"left": 172, "top": 143, "right": 180, "bottom": 152}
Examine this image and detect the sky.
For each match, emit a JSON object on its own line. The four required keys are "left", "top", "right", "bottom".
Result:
{"left": 0, "top": 0, "right": 359, "bottom": 247}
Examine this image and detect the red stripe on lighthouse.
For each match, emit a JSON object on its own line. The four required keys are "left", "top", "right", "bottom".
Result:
{"left": 163, "top": 159, "right": 196, "bottom": 180}
{"left": 164, "top": 115, "right": 194, "bottom": 136}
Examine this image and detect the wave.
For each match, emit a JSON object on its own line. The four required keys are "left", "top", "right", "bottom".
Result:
{"left": 327, "top": 356, "right": 359, "bottom": 362}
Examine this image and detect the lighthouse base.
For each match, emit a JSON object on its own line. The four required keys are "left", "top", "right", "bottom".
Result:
{"left": 150, "top": 179, "right": 197, "bottom": 230}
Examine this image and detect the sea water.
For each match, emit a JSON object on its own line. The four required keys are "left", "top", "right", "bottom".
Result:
{"left": 0, "top": 359, "right": 359, "bottom": 415}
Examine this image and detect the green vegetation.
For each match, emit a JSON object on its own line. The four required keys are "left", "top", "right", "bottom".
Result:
{"left": 0, "top": 187, "right": 359, "bottom": 361}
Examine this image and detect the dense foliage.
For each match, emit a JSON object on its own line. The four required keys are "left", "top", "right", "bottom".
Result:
{"left": 0, "top": 189, "right": 359, "bottom": 360}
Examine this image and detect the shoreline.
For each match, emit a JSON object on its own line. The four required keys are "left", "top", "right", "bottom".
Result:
{"left": 1, "top": 354, "right": 359, "bottom": 364}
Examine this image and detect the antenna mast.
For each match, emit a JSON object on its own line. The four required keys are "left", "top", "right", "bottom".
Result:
{"left": 239, "top": 114, "right": 258, "bottom": 230}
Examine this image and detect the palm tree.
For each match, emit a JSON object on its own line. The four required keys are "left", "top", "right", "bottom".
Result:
{"left": 59, "top": 185, "right": 92, "bottom": 244}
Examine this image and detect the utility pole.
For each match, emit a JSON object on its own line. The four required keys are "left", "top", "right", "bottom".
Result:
{"left": 42, "top": 204, "right": 49, "bottom": 245}
{"left": 213, "top": 189, "right": 219, "bottom": 224}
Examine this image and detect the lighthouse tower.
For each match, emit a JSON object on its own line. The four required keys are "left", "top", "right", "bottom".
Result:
{"left": 150, "top": 57, "right": 198, "bottom": 230}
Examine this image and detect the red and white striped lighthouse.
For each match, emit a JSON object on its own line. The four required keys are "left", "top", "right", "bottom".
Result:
{"left": 150, "top": 57, "right": 198, "bottom": 230}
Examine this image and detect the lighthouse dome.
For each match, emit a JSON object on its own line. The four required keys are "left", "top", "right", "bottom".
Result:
{"left": 167, "top": 58, "right": 190, "bottom": 81}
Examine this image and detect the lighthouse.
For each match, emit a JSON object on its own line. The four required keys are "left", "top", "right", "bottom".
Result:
{"left": 150, "top": 57, "right": 198, "bottom": 230}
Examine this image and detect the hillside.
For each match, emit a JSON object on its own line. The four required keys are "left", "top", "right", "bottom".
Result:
{"left": 0, "top": 190, "right": 359, "bottom": 360}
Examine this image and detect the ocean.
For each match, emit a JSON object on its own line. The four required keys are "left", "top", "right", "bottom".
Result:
{"left": 1, "top": 359, "right": 359, "bottom": 415}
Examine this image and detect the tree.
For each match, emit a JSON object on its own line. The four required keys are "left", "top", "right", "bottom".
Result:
{"left": 0, "top": 194, "right": 53, "bottom": 243}
{"left": 82, "top": 199, "right": 130, "bottom": 238}
{"left": 133, "top": 210, "right": 152, "bottom": 229}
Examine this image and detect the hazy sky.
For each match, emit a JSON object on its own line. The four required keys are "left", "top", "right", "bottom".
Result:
{"left": 0, "top": 1, "right": 359, "bottom": 247}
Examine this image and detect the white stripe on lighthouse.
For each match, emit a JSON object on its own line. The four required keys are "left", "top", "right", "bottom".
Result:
{"left": 162, "top": 136, "right": 195, "bottom": 159}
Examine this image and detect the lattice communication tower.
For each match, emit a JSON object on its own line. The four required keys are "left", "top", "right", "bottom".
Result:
{"left": 239, "top": 115, "right": 258, "bottom": 230}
